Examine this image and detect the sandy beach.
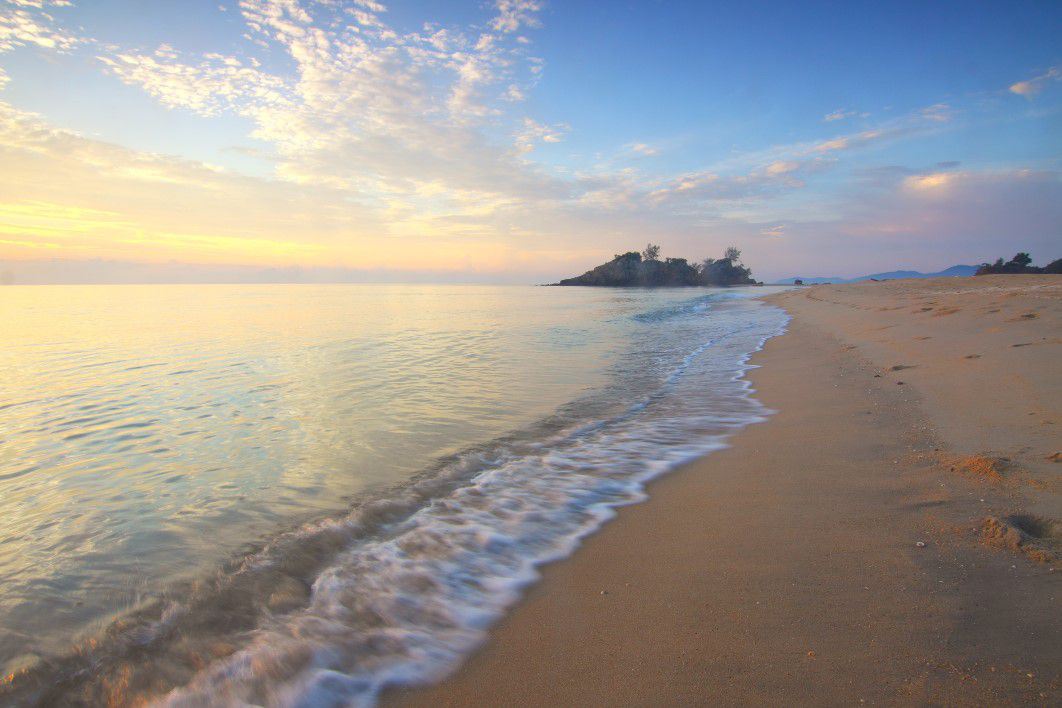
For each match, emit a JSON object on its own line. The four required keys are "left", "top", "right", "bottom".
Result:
{"left": 390, "top": 275, "right": 1061, "bottom": 706}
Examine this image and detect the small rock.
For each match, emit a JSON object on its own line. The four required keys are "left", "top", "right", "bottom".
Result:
{"left": 600, "top": 590, "right": 608, "bottom": 596}
{"left": 916, "top": 541, "right": 927, "bottom": 548}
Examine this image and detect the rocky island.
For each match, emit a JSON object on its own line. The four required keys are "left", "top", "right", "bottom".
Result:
{"left": 555, "top": 245, "right": 759, "bottom": 287}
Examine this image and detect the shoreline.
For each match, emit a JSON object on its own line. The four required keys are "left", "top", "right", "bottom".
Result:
{"left": 389, "top": 276, "right": 1060, "bottom": 705}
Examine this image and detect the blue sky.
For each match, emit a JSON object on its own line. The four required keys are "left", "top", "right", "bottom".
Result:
{"left": 0, "top": 0, "right": 1059, "bottom": 282}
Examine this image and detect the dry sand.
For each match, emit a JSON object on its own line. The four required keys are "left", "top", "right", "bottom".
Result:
{"left": 389, "top": 275, "right": 1060, "bottom": 706}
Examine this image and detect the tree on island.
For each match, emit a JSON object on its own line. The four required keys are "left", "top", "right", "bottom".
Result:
{"left": 556, "top": 245, "right": 758, "bottom": 287}
{"left": 698, "top": 246, "right": 754, "bottom": 286}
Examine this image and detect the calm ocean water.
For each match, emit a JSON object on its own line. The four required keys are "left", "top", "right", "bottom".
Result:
{"left": 0, "top": 284, "right": 787, "bottom": 705}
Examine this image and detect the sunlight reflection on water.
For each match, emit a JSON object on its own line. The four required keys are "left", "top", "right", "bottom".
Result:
{"left": 0, "top": 283, "right": 714, "bottom": 669}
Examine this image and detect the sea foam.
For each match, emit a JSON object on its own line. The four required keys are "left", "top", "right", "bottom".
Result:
{"left": 154, "top": 296, "right": 789, "bottom": 707}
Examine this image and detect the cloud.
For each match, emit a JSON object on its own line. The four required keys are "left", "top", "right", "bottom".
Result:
{"left": 0, "top": 100, "right": 375, "bottom": 264}
{"left": 1009, "top": 66, "right": 1061, "bottom": 97}
{"left": 514, "top": 117, "right": 566, "bottom": 153}
{"left": 807, "top": 129, "right": 888, "bottom": 154}
{"left": 7, "top": 1, "right": 74, "bottom": 7}
{"left": 903, "top": 171, "right": 955, "bottom": 192}
{"left": 627, "top": 142, "right": 659, "bottom": 157}
{"left": 765, "top": 160, "right": 799, "bottom": 176}
{"left": 93, "top": 0, "right": 560, "bottom": 206}
{"left": 647, "top": 158, "right": 821, "bottom": 206}
{"left": 96, "top": 50, "right": 288, "bottom": 118}
{"left": 823, "top": 108, "right": 872, "bottom": 122}
{"left": 0, "top": 0, "right": 81, "bottom": 53}
{"left": 575, "top": 101, "right": 964, "bottom": 218}
{"left": 0, "top": 98, "right": 576, "bottom": 274}
{"left": 491, "top": 0, "right": 542, "bottom": 34}
{"left": 798, "top": 104, "right": 955, "bottom": 160}
{"left": 810, "top": 136, "right": 849, "bottom": 152}
{"left": 919, "top": 103, "right": 951, "bottom": 123}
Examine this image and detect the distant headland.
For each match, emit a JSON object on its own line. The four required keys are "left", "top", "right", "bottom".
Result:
{"left": 554, "top": 245, "right": 758, "bottom": 287}
{"left": 775, "top": 251, "right": 1061, "bottom": 285}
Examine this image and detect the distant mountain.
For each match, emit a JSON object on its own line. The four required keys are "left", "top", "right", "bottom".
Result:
{"left": 925, "top": 265, "right": 981, "bottom": 278}
{"left": 774, "top": 264, "right": 977, "bottom": 285}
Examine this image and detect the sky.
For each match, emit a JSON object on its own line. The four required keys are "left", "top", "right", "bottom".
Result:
{"left": 0, "top": 0, "right": 1059, "bottom": 284}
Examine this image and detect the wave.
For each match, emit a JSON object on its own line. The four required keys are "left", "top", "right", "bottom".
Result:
{"left": 631, "top": 288, "right": 758, "bottom": 323}
{"left": 2, "top": 297, "right": 787, "bottom": 707}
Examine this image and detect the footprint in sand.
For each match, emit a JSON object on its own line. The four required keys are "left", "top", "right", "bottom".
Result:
{"left": 1004, "top": 312, "right": 1040, "bottom": 322}
{"left": 982, "top": 515, "right": 1060, "bottom": 564}
{"left": 964, "top": 354, "right": 982, "bottom": 359}
{"left": 889, "top": 364, "right": 916, "bottom": 371}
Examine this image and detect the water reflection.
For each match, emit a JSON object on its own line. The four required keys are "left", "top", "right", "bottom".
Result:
{"left": 0, "top": 284, "right": 702, "bottom": 671}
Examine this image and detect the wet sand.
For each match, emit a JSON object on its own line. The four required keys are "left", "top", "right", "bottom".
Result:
{"left": 390, "top": 275, "right": 1060, "bottom": 706}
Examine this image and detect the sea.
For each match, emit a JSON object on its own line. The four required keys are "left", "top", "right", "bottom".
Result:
{"left": 0, "top": 283, "right": 788, "bottom": 705}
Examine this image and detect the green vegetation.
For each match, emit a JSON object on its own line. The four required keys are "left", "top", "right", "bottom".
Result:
{"left": 556, "top": 245, "right": 758, "bottom": 287}
{"left": 976, "top": 252, "right": 1061, "bottom": 275}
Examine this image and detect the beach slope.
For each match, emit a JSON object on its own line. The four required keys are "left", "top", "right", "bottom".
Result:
{"left": 390, "top": 275, "right": 1060, "bottom": 705}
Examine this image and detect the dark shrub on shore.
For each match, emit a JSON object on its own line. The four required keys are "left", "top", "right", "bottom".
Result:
{"left": 976, "top": 252, "right": 1060, "bottom": 275}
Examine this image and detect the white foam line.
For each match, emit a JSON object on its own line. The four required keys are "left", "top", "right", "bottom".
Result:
{"left": 159, "top": 300, "right": 790, "bottom": 708}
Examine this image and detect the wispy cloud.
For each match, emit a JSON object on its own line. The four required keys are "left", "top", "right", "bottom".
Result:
{"left": 919, "top": 102, "right": 951, "bottom": 122}
{"left": 626, "top": 142, "right": 659, "bottom": 157}
{"left": 648, "top": 161, "right": 810, "bottom": 206}
{"left": 1009, "top": 66, "right": 1061, "bottom": 97}
{"left": 822, "top": 108, "right": 867, "bottom": 122}
{"left": 903, "top": 171, "right": 957, "bottom": 192}
{"left": 514, "top": 117, "right": 566, "bottom": 154}
{"left": 803, "top": 104, "right": 952, "bottom": 156}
